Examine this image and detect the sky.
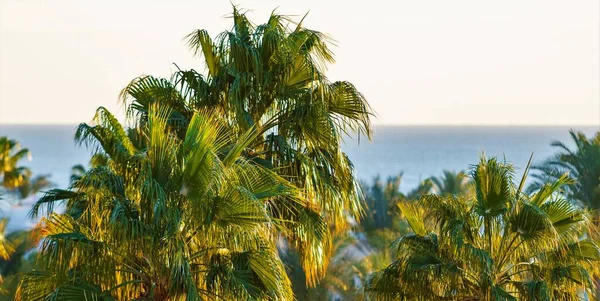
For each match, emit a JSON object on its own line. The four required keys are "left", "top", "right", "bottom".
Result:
{"left": 0, "top": 0, "right": 599, "bottom": 125}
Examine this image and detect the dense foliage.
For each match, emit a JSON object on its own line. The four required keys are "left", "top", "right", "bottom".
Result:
{"left": 2, "top": 6, "right": 598, "bottom": 301}
{"left": 118, "top": 7, "right": 372, "bottom": 285}
{"left": 16, "top": 8, "right": 372, "bottom": 301}
{"left": 0, "top": 137, "right": 49, "bottom": 300}
{"left": 365, "top": 157, "right": 600, "bottom": 300}
{"left": 19, "top": 107, "right": 311, "bottom": 300}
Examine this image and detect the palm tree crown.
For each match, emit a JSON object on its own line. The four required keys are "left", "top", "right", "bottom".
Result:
{"left": 117, "top": 7, "right": 373, "bottom": 284}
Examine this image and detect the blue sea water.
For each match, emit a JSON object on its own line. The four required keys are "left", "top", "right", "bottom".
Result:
{"left": 1, "top": 124, "right": 599, "bottom": 190}
{"left": 343, "top": 125, "right": 599, "bottom": 190}
{"left": 0, "top": 124, "right": 598, "bottom": 230}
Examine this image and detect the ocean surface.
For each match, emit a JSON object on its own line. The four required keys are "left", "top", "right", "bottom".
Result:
{"left": 0, "top": 124, "right": 598, "bottom": 231}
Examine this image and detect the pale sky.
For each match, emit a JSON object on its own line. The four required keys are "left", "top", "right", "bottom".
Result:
{"left": 0, "top": 0, "right": 599, "bottom": 125}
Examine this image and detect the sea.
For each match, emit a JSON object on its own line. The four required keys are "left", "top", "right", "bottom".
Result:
{"left": 0, "top": 124, "right": 598, "bottom": 231}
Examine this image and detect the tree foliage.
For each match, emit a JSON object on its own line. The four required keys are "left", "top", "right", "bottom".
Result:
{"left": 529, "top": 130, "right": 600, "bottom": 211}
{"left": 364, "top": 156, "right": 600, "bottom": 300}
{"left": 0, "top": 137, "right": 52, "bottom": 201}
{"left": 18, "top": 106, "right": 322, "bottom": 300}
{"left": 116, "top": 7, "right": 372, "bottom": 285}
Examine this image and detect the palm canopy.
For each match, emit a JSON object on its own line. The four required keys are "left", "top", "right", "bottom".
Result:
{"left": 364, "top": 156, "right": 600, "bottom": 300}
{"left": 17, "top": 105, "right": 328, "bottom": 300}
{"left": 529, "top": 130, "right": 600, "bottom": 211}
{"left": 117, "top": 7, "right": 372, "bottom": 284}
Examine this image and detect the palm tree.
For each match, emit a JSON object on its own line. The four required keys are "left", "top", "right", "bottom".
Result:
{"left": 362, "top": 175, "right": 404, "bottom": 231}
{"left": 0, "top": 137, "right": 50, "bottom": 297}
{"left": 17, "top": 106, "right": 326, "bottom": 300}
{"left": 529, "top": 130, "right": 600, "bottom": 212}
{"left": 116, "top": 7, "right": 373, "bottom": 285}
{"left": 364, "top": 156, "right": 600, "bottom": 300}
{"left": 0, "top": 137, "right": 31, "bottom": 192}
{"left": 14, "top": 173, "right": 52, "bottom": 201}
{"left": 0, "top": 229, "right": 37, "bottom": 300}
{"left": 430, "top": 170, "right": 471, "bottom": 197}
{"left": 0, "top": 137, "right": 52, "bottom": 202}
{"left": 529, "top": 131, "right": 600, "bottom": 299}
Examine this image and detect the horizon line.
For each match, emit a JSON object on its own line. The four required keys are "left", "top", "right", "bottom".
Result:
{"left": 1, "top": 123, "right": 598, "bottom": 128}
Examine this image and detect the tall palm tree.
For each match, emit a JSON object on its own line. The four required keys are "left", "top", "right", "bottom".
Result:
{"left": 364, "top": 156, "right": 600, "bottom": 300}
{"left": 116, "top": 7, "right": 373, "bottom": 284}
{"left": 529, "top": 130, "right": 600, "bottom": 212}
{"left": 17, "top": 106, "right": 325, "bottom": 300}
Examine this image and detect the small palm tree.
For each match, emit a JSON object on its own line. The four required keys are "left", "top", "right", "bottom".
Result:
{"left": 17, "top": 106, "right": 325, "bottom": 300}
{"left": 430, "top": 170, "right": 471, "bottom": 197}
{"left": 15, "top": 173, "right": 52, "bottom": 201}
{"left": 0, "top": 229, "right": 37, "bottom": 300}
{"left": 0, "top": 137, "right": 52, "bottom": 202}
{"left": 0, "top": 137, "right": 49, "bottom": 297}
{"left": 529, "top": 130, "right": 600, "bottom": 211}
{"left": 364, "top": 156, "right": 600, "bottom": 300}
{"left": 362, "top": 175, "right": 404, "bottom": 231}
{"left": 361, "top": 175, "right": 431, "bottom": 233}
{"left": 0, "top": 137, "right": 31, "bottom": 192}
{"left": 286, "top": 233, "right": 370, "bottom": 301}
